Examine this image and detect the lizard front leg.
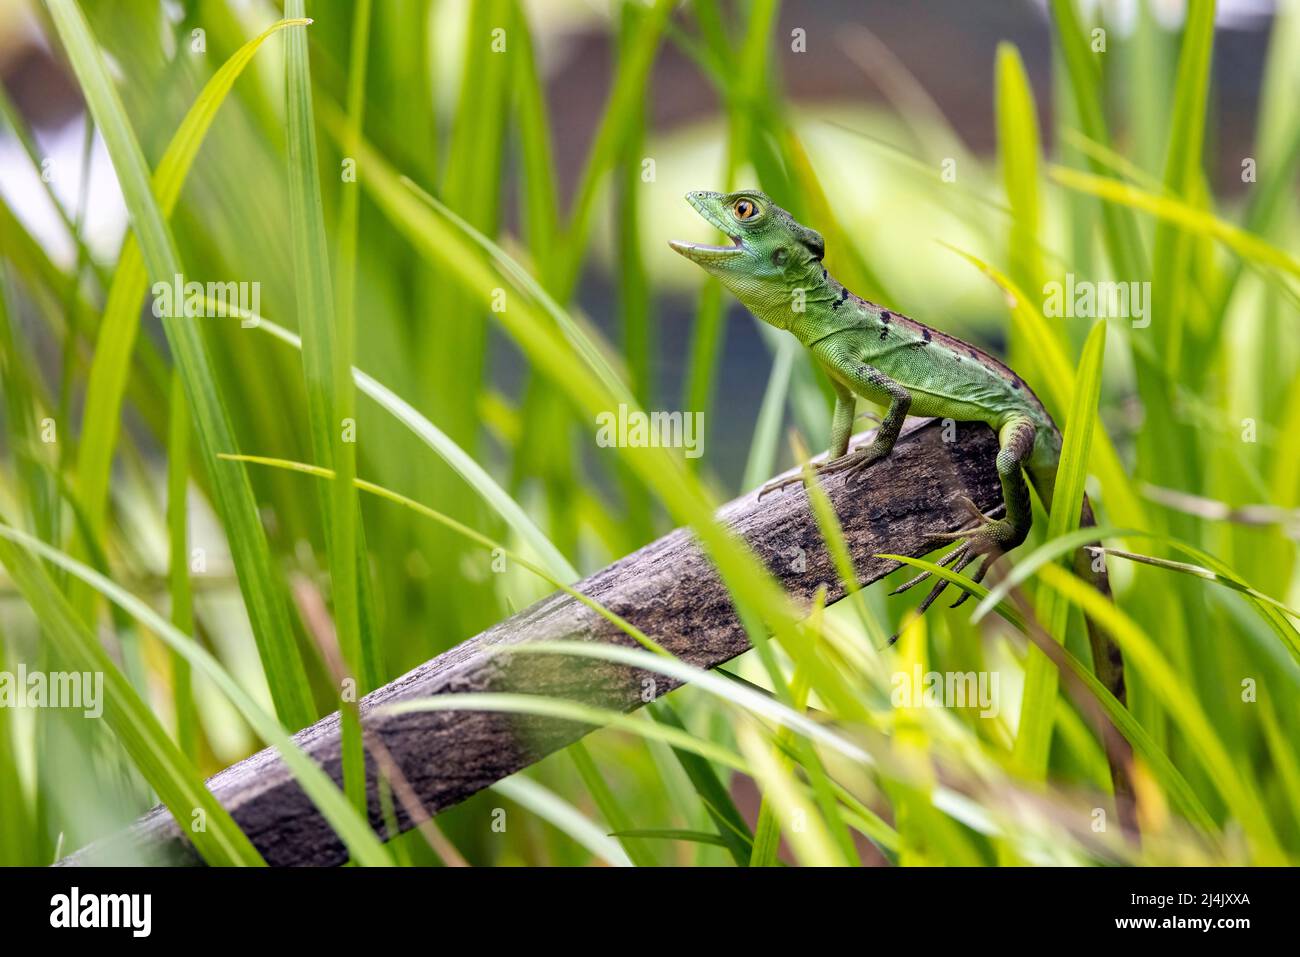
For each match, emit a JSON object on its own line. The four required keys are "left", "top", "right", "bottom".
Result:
{"left": 818, "top": 365, "right": 911, "bottom": 483}
{"left": 758, "top": 380, "right": 854, "bottom": 498}
{"left": 759, "top": 363, "right": 910, "bottom": 498}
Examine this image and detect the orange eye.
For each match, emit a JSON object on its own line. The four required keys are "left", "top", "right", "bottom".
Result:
{"left": 732, "top": 198, "right": 758, "bottom": 220}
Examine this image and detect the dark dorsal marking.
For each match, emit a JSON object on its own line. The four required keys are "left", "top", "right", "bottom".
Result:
{"left": 793, "top": 221, "right": 825, "bottom": 261}
{"left": 922, "top": 328, "right": 931, "bottom": 343}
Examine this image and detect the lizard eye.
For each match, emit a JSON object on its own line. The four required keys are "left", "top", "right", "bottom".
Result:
{"left": 732, "top": 198, "right": 759, "bottom": 221}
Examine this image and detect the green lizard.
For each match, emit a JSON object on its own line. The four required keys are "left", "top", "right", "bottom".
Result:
{"left": 671, "top": 188, "right": 1134, "bottom": 822}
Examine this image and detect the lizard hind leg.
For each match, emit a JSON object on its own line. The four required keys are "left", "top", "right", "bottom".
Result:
{"left": 888, "top": 417, "right": 1038, "bottom": 637}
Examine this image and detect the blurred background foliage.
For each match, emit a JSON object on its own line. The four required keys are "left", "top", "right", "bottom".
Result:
{"left": 0, "top": 0, "right": 1298, "bottom": 865}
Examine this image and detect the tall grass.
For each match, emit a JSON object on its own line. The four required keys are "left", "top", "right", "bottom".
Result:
{"left": 0, "top": 0, "right": 1297, "bottom": 866}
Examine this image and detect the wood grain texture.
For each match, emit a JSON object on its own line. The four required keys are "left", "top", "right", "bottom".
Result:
{"left": 60, "top": 417, "right": 1000, "bottom": 867}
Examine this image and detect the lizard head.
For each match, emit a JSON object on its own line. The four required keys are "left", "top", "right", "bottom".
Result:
{"left": 669, "top": 190, "right": 825, "bottom": 318}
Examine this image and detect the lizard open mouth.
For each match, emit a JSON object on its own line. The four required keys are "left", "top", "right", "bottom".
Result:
{"left": 670, "top": 188, "right": 743, "bottom": 263}
{"left": 669, "top": 191, "right": 746, "bottom": 263}
{"left": 668, "top": 232, "right": 744, "bottom": 261}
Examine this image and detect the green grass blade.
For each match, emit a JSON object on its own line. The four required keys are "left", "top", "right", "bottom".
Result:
{"left": 1099, "top": 547, "right": 1300, "bottom": 624}
{"left": 1150, "top": 0, "right": 1217, "bottom": 375}
{"left": 971, "top": 525, "right": 1138, "bottom": 624}
{"left": 0, "top": 83, "right": 108, "bottom": 291}
{"left": 47, "top": 0, "right": 315, "bottom": 729}
{"left": 606, "top": 828, "right": 732, "bottom": 848}
{"left": 1047, "top": 0, "right": 1146, "bottom": 276}
{"left": 383, "top": 694, "right": 748, "bottom": 774}
{"left": 0, "top": 637, "right": 37, "bottom": 865}
{"left": 166, "top": 372, "right": 197, "bottom": 759}
{"left": 884, "top": 554, "right": 1215, "bottom": 832}
{"left": 889, "top": 617, "right": 985, "bottom": 866}
{"left": 749, "top": 656, "right": 810, "bottom": 867}
{"left": 1050, "top": 166, "right": 1300, "bottom": 281}
{"left": 995, "top": 42, "right": 1045, "bottom": 301}
{"left": 738, "top": 720, "right": 847, "bottom": 867}
{"left": 335, "top": 0, "right": 384, "bottom": 696}
{"left": 648, "top": 700, "right": 754, "bottom": 866}
{"left": 490, "top": 776, "right": 631, "bottom": 867}
{"left": 1257, "top": 697, "right": 1300, "bottom": 832}
{"left": 219, "top": 452, "right": 666, "bottom": 655}
{"left": 510, "top": 0, "right": 560, "bottom": 278}
{"left": 1097, "top": 542, "right": 1300, "bottom": 664}
{"left": 1036, "top": 563, "right": 1286, "bottom": 862}
{"left": 741, "top": 340, "right": 796, "bottom": 490}
{"left": 682, "top": 283, "right": 727, "bottom": 471}
{"left": 252, "top": 317, "right": 580, "bottom": 583}
{"left": 552, "top": 0, "right": 674, "bottom": 295}
{"left": 0, "top": 527, "right": 265, "bottom": 866}
{"left": 0, "top": 522, "right": 392, "bottom": 866}
{"left": 415, "top": 0, "right": 511, "bottom": 640}
{"left": 750, "top": 591, "right": 860, "bottom": 866}
{"left": 1013, "top": 319, "right": 1106, "bottom": 779}
{"left": 804, "top": 453, "right": 891, "bottom": 648}
{"left": 503, "top": 642, "right": 874, "bottom": 768}
{"left": 568, "top": 740, "right": 656, "bottom": 867}
{"left": 283, "top": 0, "right": 370, "bottom": 818}
{"left": 74, "top": 15, "right": 306, "bottom": 552}
{"left": 395, "top": 175, "right": 634, "bottom": 407}
{"left": 0, "top": 267, "right": 57, "bottom": 542}
{"left": 614, "top": 3, "right": 653, "bottom": 407}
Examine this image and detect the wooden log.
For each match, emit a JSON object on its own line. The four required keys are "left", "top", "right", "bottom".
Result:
{"left": 60, "top": 418, "right": 1001, "bottom": 866}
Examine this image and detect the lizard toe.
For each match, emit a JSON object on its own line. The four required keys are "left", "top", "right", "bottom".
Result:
{"left": 949, "top": 552, "right": 997, "bottom": 608}
{"left": 889, "top": 540, "right": 968, "bottom": 596}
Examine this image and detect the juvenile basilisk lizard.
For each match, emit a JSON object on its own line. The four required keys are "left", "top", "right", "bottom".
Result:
{"left": 670, "top": 189, "right": 1134, "bottom": 822}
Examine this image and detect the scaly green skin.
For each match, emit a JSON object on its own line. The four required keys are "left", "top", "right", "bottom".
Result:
{"left": 672, "top": 189, "right": 1135, "bottom": 825}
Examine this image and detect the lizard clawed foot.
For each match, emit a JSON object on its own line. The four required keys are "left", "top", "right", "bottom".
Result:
{"left": 948, "top": 552, "right": 1001, "bottom": 608}
{"left": 885, "top": 519, "right": 1019, "bottom": 644}
{"left": 757, "top": 446, "right": 883, "bottom": 500}
{"left": 956, "top": 494, "right": 997, "bottom": 527}
{"left": 888, "top": 539, "right": 970, "bottom": 596}
{"left": 828, "top": 445, "right": 885, "bottom": 485}
{"left": 757, "top": 471, "right": 810, "bottom": 500}
{"left": 930, "top": 496, "right": 1003, "bottom": 540}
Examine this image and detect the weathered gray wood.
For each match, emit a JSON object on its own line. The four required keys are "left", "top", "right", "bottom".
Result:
{"left": 60, "top": 418, "right": 1000, "bottom": 867}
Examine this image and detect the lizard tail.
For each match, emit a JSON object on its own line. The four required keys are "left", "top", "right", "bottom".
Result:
{"left": 1032, "top": 464, "right": 1138, "bottom": 837}
{"left": 1078, "top": 493, "right": 1138, "bottom": 837}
